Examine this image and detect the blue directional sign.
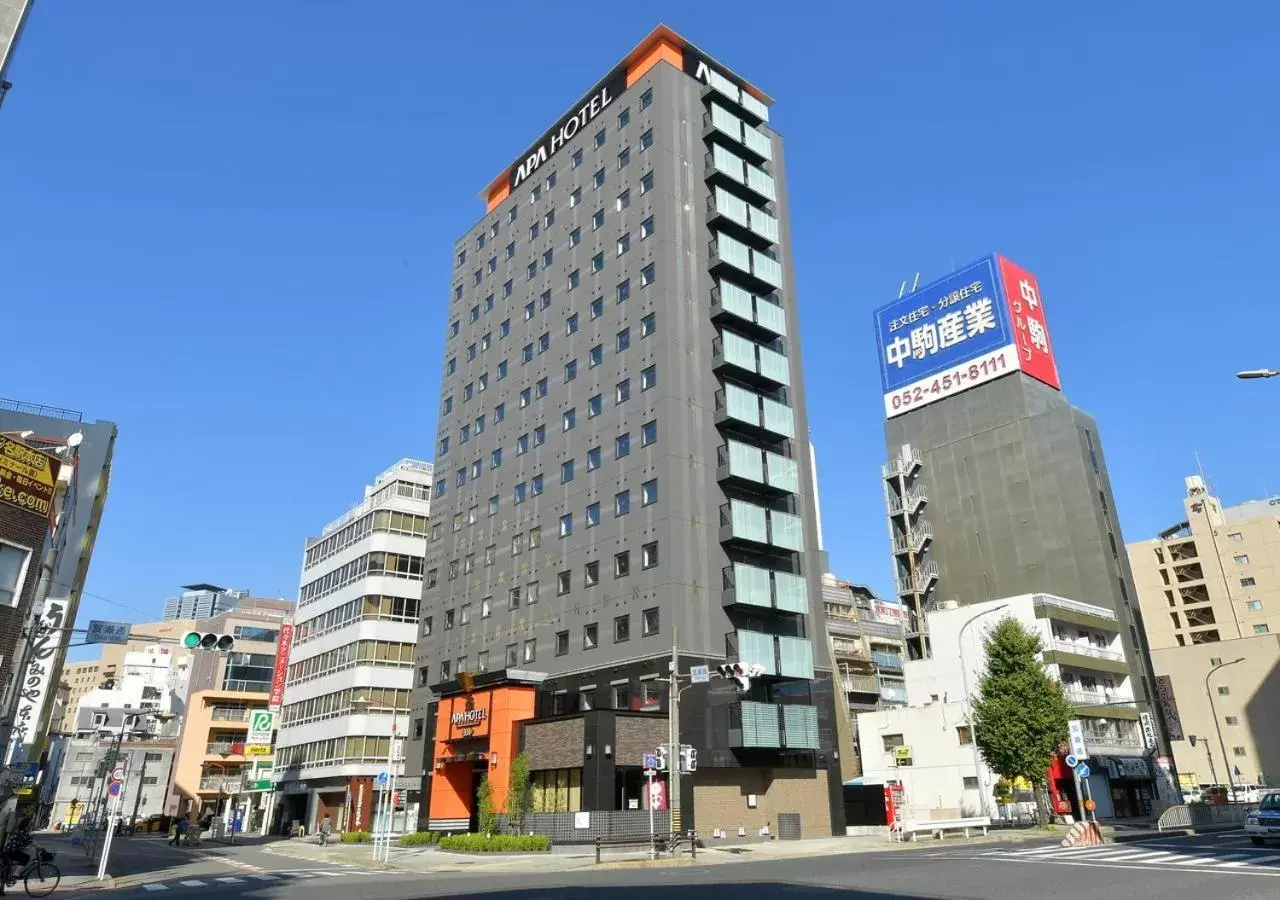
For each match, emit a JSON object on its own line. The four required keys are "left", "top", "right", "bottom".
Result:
{"left": 1075, "top": 763, "right": 1091, "bottom": 780}
{"left": 642, "top": 754, "right": 658, "bottom": 770}
{"left": 376, "top": 771, "right": 390, "bottom": 786}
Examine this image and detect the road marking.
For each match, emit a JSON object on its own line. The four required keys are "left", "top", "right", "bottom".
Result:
{"left": 141, "top": 885, "right": 168, "bottom": 892}
{"left": 1252, "top": 855, "right": 1280, "bottom": 864}
{"left": 291, "top": 873, "right": 318, "bottom": 878}
{"left": 179, "top": 880, "right": 207, "bottom": 887}
{"left": 214, "top": 877, "right": 245, "bottom": 883}
{"left": 1077, "top": 851, "right": 1149, "bottom": 861}
{"left": 249, "top": 875, "right": 280, "bottom": 881}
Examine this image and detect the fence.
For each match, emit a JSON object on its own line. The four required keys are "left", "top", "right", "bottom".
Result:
{"left": 1157, "top": 802, "right": 1258, "bottom": 831}
{"left": 497, "top": 810, "right": 671, "bottom": 845}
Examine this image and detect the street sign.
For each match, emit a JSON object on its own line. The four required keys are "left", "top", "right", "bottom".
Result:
{"left": 111, "top": 766, "right": 125, "bottom": 782}
{"left": 247, "top": 709, "right": 275, "bottom": 745}
{"left": 85, "top": 620, "right": 131, "bottom": 645}
{"left": 108, "top": 781, "right": 122, "bottom": 797}
{"left": 689, "top": 665, "right": 710, "bottom": 684}
{"left": 1076, "top": 763, "right": 1091, "bottom": 780}
{"left": 643, "top": 753, "right": 658, "bottom": 770}
{"left": 244, "top": 744, "right": 273, "bottom": 757}
{"left": 1067, "top": 719, "right": 1089, "bottom": 760}
{"left": 376, "top": 771, "right": 390, "bottom": 786}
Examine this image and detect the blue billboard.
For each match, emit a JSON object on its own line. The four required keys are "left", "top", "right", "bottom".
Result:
{"left": 873, "top": 256, "right": 1013, "bottom": 394}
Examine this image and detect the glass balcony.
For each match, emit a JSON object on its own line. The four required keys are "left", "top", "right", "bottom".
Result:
{"left": 782, "top": 704, "right": 819, "bottom": 748}
{"left": 721, "top": 439, "right": 765, "bottom": 482}
{"left": 711, "top": 279, "right": 787, "bottom": 340}
{"left": 713, "top": 327, "right": 790, "bottom": 390}
{"left": 749, "top": 207, "right": 779, "bottom": 243}
{"left": 715, "top": 384, "right": 795, "bottom": 440}
{"left": 742, "top": 124, "right": 773, "bottom": 161}
{"left": 752, "top": 250, "right": 782, "bottom": 288}
{"left": 722, "top": 562, "right": 807, "bottom": 614}
{"left": 717, "top": 441, "right": 796, "bottom": 497}
{"left": 766, "top": 451, "right": 799, "bottom": 494}
{"left": 713, "top": 231, "right": 753, "bottom": 273}
{"left": 709, "top": 187, "right": 751, "bottom": 230}
{"left": 719, "top": 500, "right": 803, "bottom": 553}
{"left": 708, "top": 103, "right": 741, "bottom": 139}
{"left": 778, "top": 636, "right": 814, "bottom": 678}
{"left": 707, "top": 145, "right": 745, "bottom": 186}
{"left": 740, "top": 91, "right": 770, "bottom": 124}
{"left": 732, "top": 700, "right": 782, "bottom": 748}
{"left": 758, "top": 346, "right": 790, "bottom": 386}
{"left": 746, "top": 163, "right": 777, "bottom": 202}
{"left": 771, "top": 510, "right": 804, "bottom": 552}
{"left": 736, "top": 629, "right": 779, "bottom": 675}
{"left": 707, "top": 189, "right": 777, "bottom": 253}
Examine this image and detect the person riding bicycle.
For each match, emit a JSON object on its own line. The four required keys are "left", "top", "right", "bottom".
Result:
{"left": 0, "top": 819, "right": 33, "bottom": 896}
{"left": 318, "top": 816, "right": 332, "bottom": 846}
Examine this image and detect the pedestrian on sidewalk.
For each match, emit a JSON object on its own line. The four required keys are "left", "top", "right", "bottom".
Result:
{"left": 318, "top": 816, "right": 332, "bottom": 847}
{"left": 169, "top": 817, "right": 187, "bottom": 848}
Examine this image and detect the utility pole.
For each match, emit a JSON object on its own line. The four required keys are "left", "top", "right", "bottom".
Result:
{"left": 668, "top": 617, "right": 681, "bottom": 836}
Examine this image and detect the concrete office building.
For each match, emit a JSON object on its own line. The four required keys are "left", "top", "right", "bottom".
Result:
{"left": 162, "top": 584, "right": 249, "bottom": 622}
{"left": 1127, "top": 476, "right": 1280, "bottom": 789}
{"left": 407, "top": 26, "right": 838, "bottom": 840}
{"left": 273, "top": 459, "right": 432, "bottom": 834}
{"left": 873, "top": 256, "right": 1176, "bottom": 806}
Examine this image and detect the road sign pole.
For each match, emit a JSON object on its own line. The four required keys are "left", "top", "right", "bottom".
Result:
{"left": 97, "top": 784, "right": 123, "bottom": 880}
{"left": 645, "top": 769, "right": 656, "bottom": 860}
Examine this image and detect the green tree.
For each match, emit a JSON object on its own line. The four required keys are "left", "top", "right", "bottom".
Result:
{"left": 505, "top": 752, "right": 532, "bottom": 834}
{"left": 970, "top": 617, "right": 1073, "bottom": 822}
{"left": 476, "top": 776, "right": 498, "bottom": 837}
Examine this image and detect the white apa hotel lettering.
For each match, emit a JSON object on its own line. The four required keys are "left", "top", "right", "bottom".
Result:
{"left": 451, "top": 708, "right": 486, "bottom": 727}
{"left": 512, "top": 83, "right": 616, "bottom": 188}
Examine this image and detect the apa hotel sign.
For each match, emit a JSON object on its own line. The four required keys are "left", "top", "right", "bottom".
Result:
{"left": 451, "top": 708, "right": 486, "bottom": 728}
{"left": 510, "top": 70, "right": 627, "bottom": 189}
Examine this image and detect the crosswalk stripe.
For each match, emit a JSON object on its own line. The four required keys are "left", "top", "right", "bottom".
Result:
{"left": 249, "top": 875, "right": 280, "bottom": 881}
{"left": 292, "top": 873, "right": 318, "bottom": 878}
{"left": 1252, "top": 855, "right": 1280, "bottom": 864}
{"left": 1077, "top": 851, "right": 1147, "bottom": 861}
{"left": 214, "top": 877, "right": 245, "bottom": 883}
{"left": 1116, "top": 852, "right": 1175, "bottom": 862}
{"left": 1213, "top": 854, "right": 1250, "bottom": 862}
{"left": 179, "top": 880, "right": 206, "bottom": 887}
{"left": 141, "top": 885, "right": 168, "bottom": 892}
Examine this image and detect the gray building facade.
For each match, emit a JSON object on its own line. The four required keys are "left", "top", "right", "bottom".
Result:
{"left": 407, "top": 26, "right": 840, "bottom": 838}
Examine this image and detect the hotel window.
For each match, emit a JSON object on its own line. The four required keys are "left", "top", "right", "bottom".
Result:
{"left": 588, "top": 394, "right": 602, "bottom": 418}
{"left": 1255, "top": 624, "right": 1271, "bottom": 634}
{"left": 497, "top": 360, "right": 507, "bottom": 380}
{"left": 641, "top": 312, "right": 656, "bottom": 337}
{"left": 583, "top": 623, "right": 599, "bottom": 650}
{"left": 584, "top": 560, "right": 600, "bottom": 586}
{"left": 565, "top": 359, "right": 578, "bottom": 383}
{"left": 524, "top": 302, "right": 535, "bottom": 323}
{"left": 488, "top": 496, "right": 498, "bottom": 517}
{"left": 616, "top": 432, "right": 631, "bottom": 458}
{"left": 459, "top": 603, "right": 471, "bottom": 625}
{"left": 560, "top": 513, "right": 573, "bottom": 537}
{"left": 640, "top": 88, "right": 652, "bottom": 109}
{"left": 516, "top": 433, "right": 529, "bottom": 455}
{"left": 614, "top": 614, "right": 630, "bottom": 643}
{"left": 440, "top": 660, "right": 451, "bottom": 680}
{"left": 617, "top": 147, "right": 630, "bottom": 169}
{"left": 569, "top": 227, "right": 581, "bottom": 248}
{"left": 642, "top": 479, "right": 658, "bottom": 506}
{"left": 476, "top": 650, "right": 489, "bottom": 673}
{"left": 617, "top": 328, "right": 631, "bottom": 352}
{"left": 519, "top": 388, "right": 531, "bottom": 408}
{"left": 1247, "top": 600, "right": 1263, "bottom": 611}
{"left": 544, "top": 208, "right": 555, "bottom": 228}
{"left": 442, "top": 396, "right": 452, "bottom": 415}
{"left": 467, "top": 343, "right": 477, "bottom": 361}
{"left": 641, "top": 263, "right": 656, "bottom": 287}
{"left": 555, "top": 631, "right": 570, "bottom": 656}
{"left": 481, "top": 597, "right": 492, "bottom": 618}
{"left": 505, "top": 242, "right": 515, "bottom": 260}
{"left": 617, "top": 232, "right": 630, "bottom": 255}
{"left": 615, "top": 490, "right": 630, "bottom": 517}
{"left": 561, "top": 458, "right": 575, "bottom": 483}
{"left": 642, "top": 607, "right": 659, "bottom": 636}
{"left": 590, "top": 296, "right": 603, "bottom": 318}
{"left": 529, "top": 526, "right": 541, "bottom": 548}
{"left": 487, "top": 256, "right": 496, "bottom": 274}
{"left": 641, "top": 216, "right": 654, "bottom": 239}
{"left": 616, "top": 279, "right": 630, "bottom": 302}
{"left": 527, "top": 580, "right": 539, "bottom": 604}
{"left": 540, "top": 289, "right": 552, "bottom": 309}
{"left": 589, "top": 344, "right": 603, "bottom": 367}
{"left": 494, "top": 402, "right": 505, "bottom": 422}
{"left": 542, "top": 249, "right": 554, "bottom": 268}
{"left": 585, "top": 502, "right": 600, "bottom": 528}
{"left": 536, "top": 377, "right": 548, "bottom": 398}
{"left": 616, "top": 189, "right": 630, "bottom": 211}
{"left": 473, "top": 270, "right": 482, "bottom": 286}
{"left": 534, "top": 424, "right": 546, "bottom": 445}
{"left": 593, "top": 167, "right": 605, "bottom": 188}
{"left": 446, "top": 357, "right": 456, "bottom": 375}
{"left": 523, "top": 639, "right": 536, "bottom": 663}
{"left": 571, "top": 148, "right": 582, "bottom": 168}
{"left": 594, "top": 129, "right": 606, "bottom": 148}
{"left": 568, "top": 268, "right": 580, "bottom": 290}
{"left": 480, "top": 332, "right": 491, "bottom": 351}
{"left": 532, "top": 184, "right": 541, "bottom": 202}
{"left": 587, "top": 446, "right": 601, "bottom": 470}
{"left": 641, "top": 365, "right": 656, "bottom": 390}
{"left": 490, "top": 221, "right": 499, "bottom": 238}
{"left": 503, "top": 279, "right": 513, "bottom": 297}
{"left": 500, "top": 318, "right": 510, "bottom": 337}
{"left": 1235, "top": 554, "right": 1250, "bottom": 565}
{"left": 514, "top": 482, "right": 527, "bottom": 503}
{"left": 1225, "top": 715, "right": 1240, "bottom": 726}
{"left": 508, "top": 206, "right": 517, "bottom": 222}
{"left": 512, "top": 533, "right": 523, "bottom": 555}
{"left": 527, "top": 261, "right": 537, "bottom": 280}
{"left": 557, "top": 571, "right": 571, "bottom": 595}
{"left": 641, "top": 420, "right": 657, "bottom": 446}
{"left": 616, "top": 378, "right": 630, "bottom": 404}
{"left": 444, "top": 608, "right": 455, "bottom": 629}
{"left": 618, "top": 107, "right": 630, "bottom": 128}
{"left": 531, "top": 474, "right": 544, "bottom": 495}
{"left": 508, "top": 586, "right": 521, "bottom": 609}
{"left": 1242, "top": 577, "right": 1257, "bottom": 587}
{"left": 640, "top": 171, "right": 653, "bottom": 194}
{"left": 457, "top": 249, "right": 467, "bottom": 266}
{"left": 642, "top": 541, "right": 659, "bottom": 569}
{"left": 614, "top": 550, "right": 630, "bottom": 578}
{"left": 539, "top": 331, "right": 551, "bottom": 352}
{"left": 505, "top": 644, "right": 518, "bottom": 667}
{"left": 592, "top": 208, "right": 605, "bottom": 229}
{"left": 449, "top": 319, "right": 460, "bottom": 338}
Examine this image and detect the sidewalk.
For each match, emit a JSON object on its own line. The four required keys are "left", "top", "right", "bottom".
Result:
{"left": 42, "top": 836, "right": 113, "bottom": 893}
{"left": 265, "top": 826, "right": 1058, "bottom": 874}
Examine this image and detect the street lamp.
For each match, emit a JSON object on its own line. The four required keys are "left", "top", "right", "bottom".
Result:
{"left": 1205, "top": 657, "right": 1245, "bottom": 797}
{"left": 1236, "top": 369, "right": 1280, "bottom": 379}
{"left": 958, "top": 604, "right": 1008, "bottom": 819}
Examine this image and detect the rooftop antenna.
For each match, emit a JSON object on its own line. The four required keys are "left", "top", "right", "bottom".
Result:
{"left": 898, "top": 280, "right": 907, "bottom": 299}
{"left": 910, "top": 272, "right": 921, "bottom": 292}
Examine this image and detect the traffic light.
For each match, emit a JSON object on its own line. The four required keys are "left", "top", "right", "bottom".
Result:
{"left": 655, "top": 745, "right": 668, "bottom": 771}
{"left": 681, "top": 746, "right": 697, "bottom": 773}
{"left": 716, "top": 663, "right": 766, "bottom": 691}
{"left": 182, "top": 631, "right": 235, "bottom": 651}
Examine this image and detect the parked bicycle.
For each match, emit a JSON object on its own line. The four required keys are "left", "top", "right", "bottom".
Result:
{"left": 2, "top": 846, "right": 59, "bottom": 898}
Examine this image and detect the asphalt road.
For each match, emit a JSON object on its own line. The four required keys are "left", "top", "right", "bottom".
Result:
{"left": 61, "top": 829, "right": 1280, "bottom": 900}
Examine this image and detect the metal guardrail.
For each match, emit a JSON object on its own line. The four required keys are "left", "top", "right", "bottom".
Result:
{"left": 594, "top": 833, "right": 697, "bottom": 863}
{"left": 1158, "top": 802, "right": 1258, "bottom": 831}
{"left": 0, "top": 397, "right": 84, "bottom": 422}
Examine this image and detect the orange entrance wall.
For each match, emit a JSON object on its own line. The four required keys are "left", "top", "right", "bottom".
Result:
{"left": 428, "top": 685, "right": 537, "bottom": 825}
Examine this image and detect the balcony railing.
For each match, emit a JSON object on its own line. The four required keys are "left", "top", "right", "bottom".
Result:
{"left": 205, "top": 742, "right": 240, "bottom": 756}
{"left": 872, "top": 651, "right": 903, "bottom": 670}
{"left": 1062, "top": 689, "right": 1136, "bottom": 708}
{"left": 895, "top": 560, "right": 939, "bottom": 596}
{"left": 1033, "top": 594, "right": 1118, "bottom": 622}
{"left": 711, "top": 279, "right": 786, "bottom": 340}
{"left": 714, "top": 384, "right": 795, "bottom": 440}
{"left": 209, "top": 707, "right": 255, "bottom": 722}
{"left": 719, "top": 500, "right": 804, "bottom": 552}
{"left": 198, "top": 774, "right": 247, "bottom": 791}
{"left": 843, "top": 674, "right": 881, "bottom": 694}
{"left": 722, "top": 562, "right": 807, "bottom": 614}
{"left": 717, "top": 441, "right": 799, "bottom": 496}
{"left": 892, "top": 522, "right": 932, "bottom": 554}
{"left": 882, "top": 450, "right": 923, "bottom": 480}
{"left": 1051, "top": 640, "right": 1125, "bottom": 662}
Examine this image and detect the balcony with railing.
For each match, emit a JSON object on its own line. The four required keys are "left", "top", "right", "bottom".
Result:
{"left": 842, "top": 673, "right": 882, "bottom": 694}
{"left": 720, "top": 500, "right": 804, "bottom": 552}
{"left": 886, "top": 487, "right": 927, "bottom": 515}
{"left": 715, "top": 383, "right": 795, "bottom": 440}
{"left": 728, "top": 701, "right": 818, "bottom": 750}
{"left": 208, "top": 707, "right": 256, "bottom": 723}
{"left": 727, "top": 630, "right": 814, "bottom": 679}
{"left": 722, "top": 562, "right": 807, "bottom": 614}
{"left": 711, "top": 279, "right": 786, "bottom": 340}
{"left": 878, "top": 683, "right": 908, "bottom": 705}
{"left": 707, "top": 188, "right": 778, "bottom": 249}
{"left": 1044, "top": 640, "right": 1132, "bottom": 675}
{"left": 699, "top": 69, "right": 769, "bottom": 124}
{"left": 872, "top": 651, "right": 903, "bottom": 671}
{"left": 894, "top": 560, "right": 939, "bottom": 596}
{"left": 1032, "top": 593, "right": 1118, "bottom": 626}
{"left": 1062, "top": 688, "right": 1138, "bottom": 713}
{"left": 712, "top": 329, "right": 791, "bottom": 390}
{"left": 705, "top": 146, "right": 776, "bottom": 207}
{"left": 709, "top": 232, "right": 782, "bottom": 292}
{"left": 891, "top": 521, "right": 932, "bottom": 554}
{"left": 882, "top": 450, "right": 923, "bottom": 480}
{"left": 702, "top": 104, "right": 773, "bottom": 163}
{"left": 717, "top": 440, "right": 799, "bottom": 497}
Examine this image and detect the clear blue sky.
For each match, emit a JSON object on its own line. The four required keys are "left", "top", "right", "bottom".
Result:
{"left": 4, "top": 2, "right": 1279, "bottom": 633}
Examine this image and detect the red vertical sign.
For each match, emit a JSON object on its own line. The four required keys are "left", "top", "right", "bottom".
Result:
{"left": 268, "top": 622, "right": 294, "bottom": 707}
{"left": 997, "top": 255, "right": 1061, "bottom": 390}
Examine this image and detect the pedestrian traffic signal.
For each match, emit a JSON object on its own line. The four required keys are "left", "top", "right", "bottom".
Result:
{"left": 182, "top": 631, "right": 235, "bottom": 651}
{"left": 716, "top": 662, "right": 766, "bottom": 691}
{"left": 680, "top": 746, "right": 698, "bottom": 773}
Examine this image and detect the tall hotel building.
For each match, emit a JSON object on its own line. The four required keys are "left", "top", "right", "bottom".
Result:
{"left": 273, "top": 459, "right": 433, "bottom": 832}
{"left": 406, "top": 26, "right": 840, "bottom": 839}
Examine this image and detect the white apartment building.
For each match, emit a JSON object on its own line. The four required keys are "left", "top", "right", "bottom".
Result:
{"left": 272, "top": 459, "right": 431, "bottom": 833}
{"left": 857, "top": 594, "right": 1176, "bottom": 822}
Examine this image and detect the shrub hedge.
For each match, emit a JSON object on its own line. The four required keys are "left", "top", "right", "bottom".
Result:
{"left": 340, "top": 831, "right": 371, "bottom": 843}
{"left": 398, "top": 831, "right": 442, "bottom": 846}
{"left": 437, "top": 833, "right": 550, "bottom": 853}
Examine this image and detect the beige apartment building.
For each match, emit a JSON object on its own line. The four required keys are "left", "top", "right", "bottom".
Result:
{"left": 1127, "top": 475, "right": 1280, "bottom": 788}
